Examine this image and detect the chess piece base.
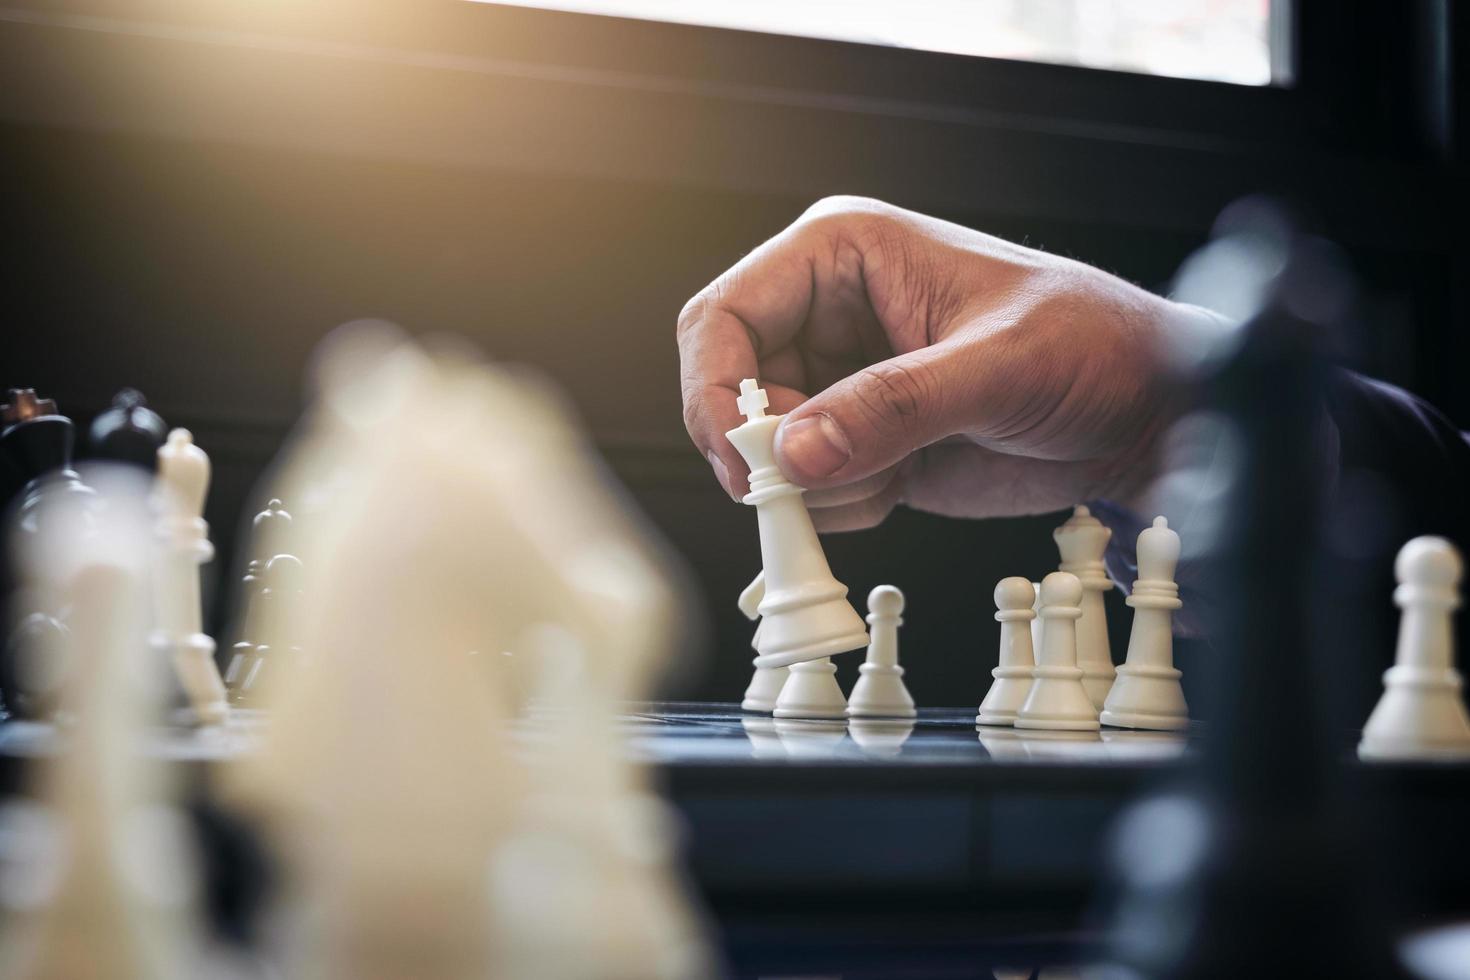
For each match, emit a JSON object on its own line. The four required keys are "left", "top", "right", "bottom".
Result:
{"left": 741, "top": 663, "right": 788, "bottom": 713}
{"left": 846, "top": 664, "right": 915, "bottom": 719}
{"left": 772, "top": 658, "right": 847, "bottom": 719}
{"left": 1099, "top": 708, "right": 1189, "bottom": 732}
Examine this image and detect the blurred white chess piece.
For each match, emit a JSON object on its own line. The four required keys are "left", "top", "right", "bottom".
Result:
{"left": 0, "top": 469, "right": 204, "bottom": 980}
{"left": 152, "top": 429, "right": 229, "bottom": 726}
{"left": 1101, "top": 517, "right": 1189, "bottom": 731}
{"left": 847, "top": 585, "right": 916, "bottom": 719}
{"left": 1015, "top": 572, "right": 1100, "bottom": 732}
{"left": 1054, "top": 506, "right": 1115, "bottom": 709}
{"left": 232, "top": 324, "right": 713, "bottom": 980}
{"left": 737, "top": 571, "right": 787, "bottom": 712}
{"left": 1359, "top": 536, "right": 1470, "bottom": 761}
{"left": 977, "top": 578, "right": 1037, "bottom": 727}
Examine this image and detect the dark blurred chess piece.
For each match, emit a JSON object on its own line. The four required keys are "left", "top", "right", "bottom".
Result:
{"left": 0, "top": 388, "right": 96, "bottom": 535}
{"left": 0, "top": 388, "right": 97, "bottom": 719}
{"left": 1100, "top": 207, "right": 1410, "bottom": 977}
{"left": 87, "top": 387, "right": 168, "bottom": 470}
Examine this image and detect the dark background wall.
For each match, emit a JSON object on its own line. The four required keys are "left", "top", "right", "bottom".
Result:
{"left": 1, "top": 1, "right": 1463, "bottom": 711}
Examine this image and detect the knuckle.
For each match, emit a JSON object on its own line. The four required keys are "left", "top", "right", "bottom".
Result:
{"left": 853, "top": 360, "right": 935, "bottom": 436}
{"left": 675, "top": 289, "right": 712, "bottom": 341}
{"left": 800, "top": 195, "right": 892, "bottom": 232}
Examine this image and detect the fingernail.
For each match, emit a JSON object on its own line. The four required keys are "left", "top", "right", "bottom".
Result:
{"left": 777, "top": 413, "right": 851, "bottom": 482}
{"left": 706, "top": 451, "right": 737, "bottom": 501}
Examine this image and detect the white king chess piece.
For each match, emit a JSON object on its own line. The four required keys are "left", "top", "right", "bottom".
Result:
{"left": 1359, "top": 536, "right": 1470, "bottom": 761}
{"left": 738, "top": 570, "right": 788, "bottom": 713}
{"left": 1100, "top": 517, "right": 1189, "bottom": 731}
{"left": 1054, "top": 505, "right": 1115, "bottom": 709}
{"left": 847, "top": 585, "right": 916, "bottom": 719}
{"left": 977, "top": 577, "right": 1037, "bottom": 726}
{"left": 153, "top": 429, "right": 229, "bottom": 725}
{"left": 724, "top": 379, "right": 868, "bottom": 669}
{"left": 1015, "top": 571, "right": 1099, "bottom": 731}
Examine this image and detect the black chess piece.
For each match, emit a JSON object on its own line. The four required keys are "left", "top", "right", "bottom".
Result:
{"left": 0, "top": 389, "right": 97, "bottom": 534}
{"left": 1098, "top": 210, "right": 1410, "bottom": 977}
{"left": 0, "top": 389, "right": 97, "bottom": 719}
{"left": 87, "top": 388, "right": 169, "bottom": 470}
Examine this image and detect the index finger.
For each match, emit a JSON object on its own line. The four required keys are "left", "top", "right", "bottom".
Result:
{"left": 676, "top": 222, "right": 822, "bottom": 484}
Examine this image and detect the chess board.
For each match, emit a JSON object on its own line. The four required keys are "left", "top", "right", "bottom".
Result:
{"left": 3, "top": 701, "right": 1469, "bottom": 978}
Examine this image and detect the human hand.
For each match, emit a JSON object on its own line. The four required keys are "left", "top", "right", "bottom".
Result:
{"left": 677, "top": 196, "right": 1212, "bottom": 530}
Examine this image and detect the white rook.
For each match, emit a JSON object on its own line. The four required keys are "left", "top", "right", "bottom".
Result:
{"left": 724, "top": 379, "right": 868, "bottom": 669}
{"left": 153, "top": 428, "right": 229, "bottom": 725}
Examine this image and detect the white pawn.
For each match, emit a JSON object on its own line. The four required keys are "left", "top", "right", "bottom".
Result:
{"left": 1029, "top": 581, "right": 1044, "bottom": 658}
{"left": 1101, "top": 517, "right": 1189, "bottom": 731}
{"left": 773, "top": 656, "right": 847, "bottom": 719}
{"left": 152, "top": 428, "right": 229, "bottom": 725}
{"left": 1359, "top": 536, "right": 1470, "bottom": 761}
{"left": 1054, "top": 505, "right": 1115, "bottom": 709}
{"left": 977, "top": 577, "right": 1037, "bottom": 726}
{"left": 847, "top": 585, "right": 916, "bottom": 719}
{"left": 1015, "top": 572, "right": 1099, "bottom": 731}
{"left": 738, "top": 571, "right": 788, "bottom": 713}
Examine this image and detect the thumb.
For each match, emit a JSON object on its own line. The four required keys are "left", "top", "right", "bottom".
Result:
{"left": 774, "top": 345, "right": 976, "bottom": 489}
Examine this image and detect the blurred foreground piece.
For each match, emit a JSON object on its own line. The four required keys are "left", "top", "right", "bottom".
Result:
{"left": 1, "top": 389, "right": 97, "bottom": 719}
{"left": 847, "top": 585, "right": 915, "bottom": 719}
{"left": 87, "top": 389, "right": 168, "bottom": 470}
{"left": 1054, "top": 505, "right": 1115, "bottom": 708}
{"left": 976, "top": 577, "right": 1037, "bottom": 726}
{"left": 1358, "top": 536, "right": 1470, "bottom": 761}
{"left": 738, "top": 571, "right": 786, "bottom": 713}
{"left": 1100, "top": 517, "right": 1188, "bottom": 731}
{"left": 0, "top": 471, "right": 204, "bottom": 980}
{"left": 1015, "top": 572, "right": 1099, "bottom": 731}
{"left": 725, "top": 379, "right": 867, "bottom": 669}
{"left": 229, "top": 324, "right": 713, "bottom": 979}
{"left": 1102, "top": 212, "right": 1408, "bottom": 978}
{"left": 151, "top": 429, "right": 228, "bottom": 726}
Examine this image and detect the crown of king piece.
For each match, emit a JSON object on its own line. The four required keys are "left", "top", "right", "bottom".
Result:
{"left": 736, "top": 378, "right": 769, "bottom": 421}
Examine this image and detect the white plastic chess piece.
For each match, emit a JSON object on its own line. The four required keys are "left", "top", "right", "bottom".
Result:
{"left": 1029, "top": 581, "right": 1044, "bottom": 658}
{"left": 773, "top": 656, "right": 847, "bottom": 719}
{"left": 1015, "top": 572, "right": 1100, "bottom": 731}
{"left": 738, "top": 570, "right": 788, "bottom": 712}
{"left": 152, "top": 428, "right": 229, "bottom": 725}
{"left": 1054, "top": 505, "right": 1115, "bottom": 709}
{"left": 1101, "top": 517, "right": 1189, "bottom": 731}
{"left": 724, "top": 379, "right": 868, "bottom": 668}
{"left": 977, "top": 577, "right": 1037, "bottom": 726}
{"left": 847, "top": 585, "right": 916, "bottom": 719}
{"left": 1359, "top": 536, "right": 1470, "bottom": 761}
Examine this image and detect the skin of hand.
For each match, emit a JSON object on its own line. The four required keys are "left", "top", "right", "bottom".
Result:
{"left": 677, "top": 196, "right": 1217, "bottom": 531}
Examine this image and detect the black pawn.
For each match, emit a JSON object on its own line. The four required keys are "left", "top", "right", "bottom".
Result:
{"left": 87, "top": 388, "right": 169, "bottom": 470}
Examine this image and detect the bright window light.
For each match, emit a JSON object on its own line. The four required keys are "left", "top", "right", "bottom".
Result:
{"left": 474, "top": 0, "right": 1281, "bottom": 87}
